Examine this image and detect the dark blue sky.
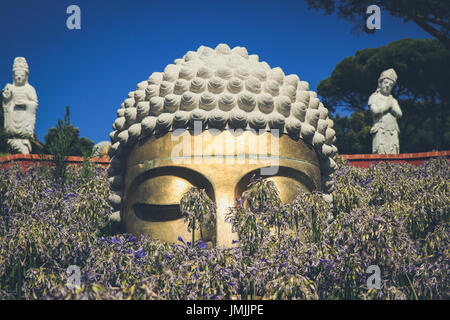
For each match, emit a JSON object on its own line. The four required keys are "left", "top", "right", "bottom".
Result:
{"left": 0, "top": 0, "right": 430, "bottom": 144}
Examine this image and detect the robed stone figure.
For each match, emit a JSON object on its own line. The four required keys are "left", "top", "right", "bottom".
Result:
{"left": 368, "top": 68, "right": 402, "bottom": 154}
{"left": 1, "top": 57, "right": 38, "bottom": 154}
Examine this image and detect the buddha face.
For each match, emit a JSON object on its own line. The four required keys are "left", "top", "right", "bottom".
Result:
{"left": 122, "top": 128, "right": 321, "bottom": 247}
{"left": 13, "top": 70, "right": 27, "bottom": 86}
{"left": 379, "top": 78, "right": 394, "bottom": 96}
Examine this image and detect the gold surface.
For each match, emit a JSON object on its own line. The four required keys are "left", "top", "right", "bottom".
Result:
{"left": 99, "top": 145, "right": 111, "bottom": 158}
{"left": 123, "top": 129, "right": 321, "bottom": 247}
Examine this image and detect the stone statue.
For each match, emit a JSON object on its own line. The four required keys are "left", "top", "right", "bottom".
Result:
{"left": 369, "top": 68, "right": 402, "bottom": 154}
{"left": 92, "top": 141, "right": 111, "bottom": 157}
{"left": 107, "top": 44, "right": 338, "bottom": 247}
{"left": 1, "top": 57, "right": 38, "bottom": 154}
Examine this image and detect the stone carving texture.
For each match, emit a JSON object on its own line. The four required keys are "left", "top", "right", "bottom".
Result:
{"left": 369, "top": 68, "right": 402, "bottom": 154}
{"left": 1, "top": 57, "right": 38, "bottom": 154}
{"left": 107, "top": 44, "right": 338, "bottom": 216}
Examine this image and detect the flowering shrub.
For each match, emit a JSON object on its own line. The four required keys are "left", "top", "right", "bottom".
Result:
{"left": 0, "top": 157, "right": 448, "bottom": 300}
{"left": 180, "top": 187, "right": 216, "bottom": 245}
{"left": 0, "top": 164, "right": 111, "bottom": 299}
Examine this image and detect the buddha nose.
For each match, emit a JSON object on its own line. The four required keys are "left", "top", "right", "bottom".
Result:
{"left": 214, "top": 186, "right": 239, "bottom": 248}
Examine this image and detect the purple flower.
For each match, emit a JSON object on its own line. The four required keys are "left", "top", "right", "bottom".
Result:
{"left": 134, "top": 249, "right": 147, "bottom": 259}
{"left": 221, "top": 268, "right": 232, "bottom": 274}
{"left": 319, "top": 258, "right": 328, "bottom": 264}
{"left": 196, "top": 241, "right": 207, "bottom": 250}
{"left": 248, "top": 267, "right": 258, "bottom": 275}
{"left": 163, "top": 253, "right": 172, "bottom": 259}
{"left": 124, "top": 234, "right": 136, "bottom": 242}
{"left": 111, "top": 237, "right": 120, "bottom": 245}
{"left": 63, "top": 193, "right": 76, "bottom": 200}
{"left": 177, "top": 236, "right": 185, "bottom": 244}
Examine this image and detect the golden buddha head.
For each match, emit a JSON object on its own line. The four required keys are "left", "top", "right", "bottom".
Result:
{"left": 107, "top": 44, "right": 338, "bottom": 247}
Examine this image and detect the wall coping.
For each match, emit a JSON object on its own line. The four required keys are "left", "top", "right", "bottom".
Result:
{"left": 341, "top": 151, "right": 450, "bottom": 160}
{"left": 0, "top": 151, "right": 448, "bottom": 167}
{"left": 0, "top": 154, "right": 110, "bottom": 165}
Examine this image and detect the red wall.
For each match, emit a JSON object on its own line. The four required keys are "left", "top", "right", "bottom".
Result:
{"left": 0, "top": 151, "right": 449, "bottom": 170}
{"left": 0, "top": 154, "right": 110, "bottom": 171}
{"left": 341, "top": 151, "right": 450, "bottom": 168}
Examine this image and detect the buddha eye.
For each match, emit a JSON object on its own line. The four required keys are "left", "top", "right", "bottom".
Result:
{"left": 131, "top": 175, "right": 194, "bottom": 222}
{"left": 236, "top": 170, "right": 312, "bottom": 204}
{"left": 133, "top": 203, "right": 181, "bottom": 222}
{"left": 265, "top": 176, "right": 310, "bottom": 203}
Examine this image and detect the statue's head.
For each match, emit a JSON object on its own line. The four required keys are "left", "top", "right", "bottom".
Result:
{"left": 378, "top": 68, "right": 397, "bottom": 96}
{"left": 12, "top": 57, "right": 29, "bottom": 86}
{"left": 107, "top": 44, "right": 338, "bottom": 247}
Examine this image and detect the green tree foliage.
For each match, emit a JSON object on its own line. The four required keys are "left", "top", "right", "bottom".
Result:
{"left": 305, "top": 0, "right": 450, "bottom": 49}
{"left": 331, "top": 110, "right": 372, "bottom": 154}
{"left": 317, "top": 39, "right": 449, "bottom": 112}
{"left": 43, "top": 106, "right": 94, "bottom": 157}
{"left": 317, "top": 39, "right": 450, "bottom": 153}
{"left": 43, "top": 106, "right": 94, "bottom": 183}
{"left": 331, "top": 102, "right": 450, "bottom": 154}
{"left": 0, "top": 129, "right": 30, "bottom": 154}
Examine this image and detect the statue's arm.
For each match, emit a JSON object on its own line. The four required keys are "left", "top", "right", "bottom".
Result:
{"left": 26, "top": 86, "right": 38, "bottom": 111}
{"left": 390, "top": 98, "right": 402, "bottom": 118}
{"left": 368, "top": 93, "right": 386, "bottom": 115}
